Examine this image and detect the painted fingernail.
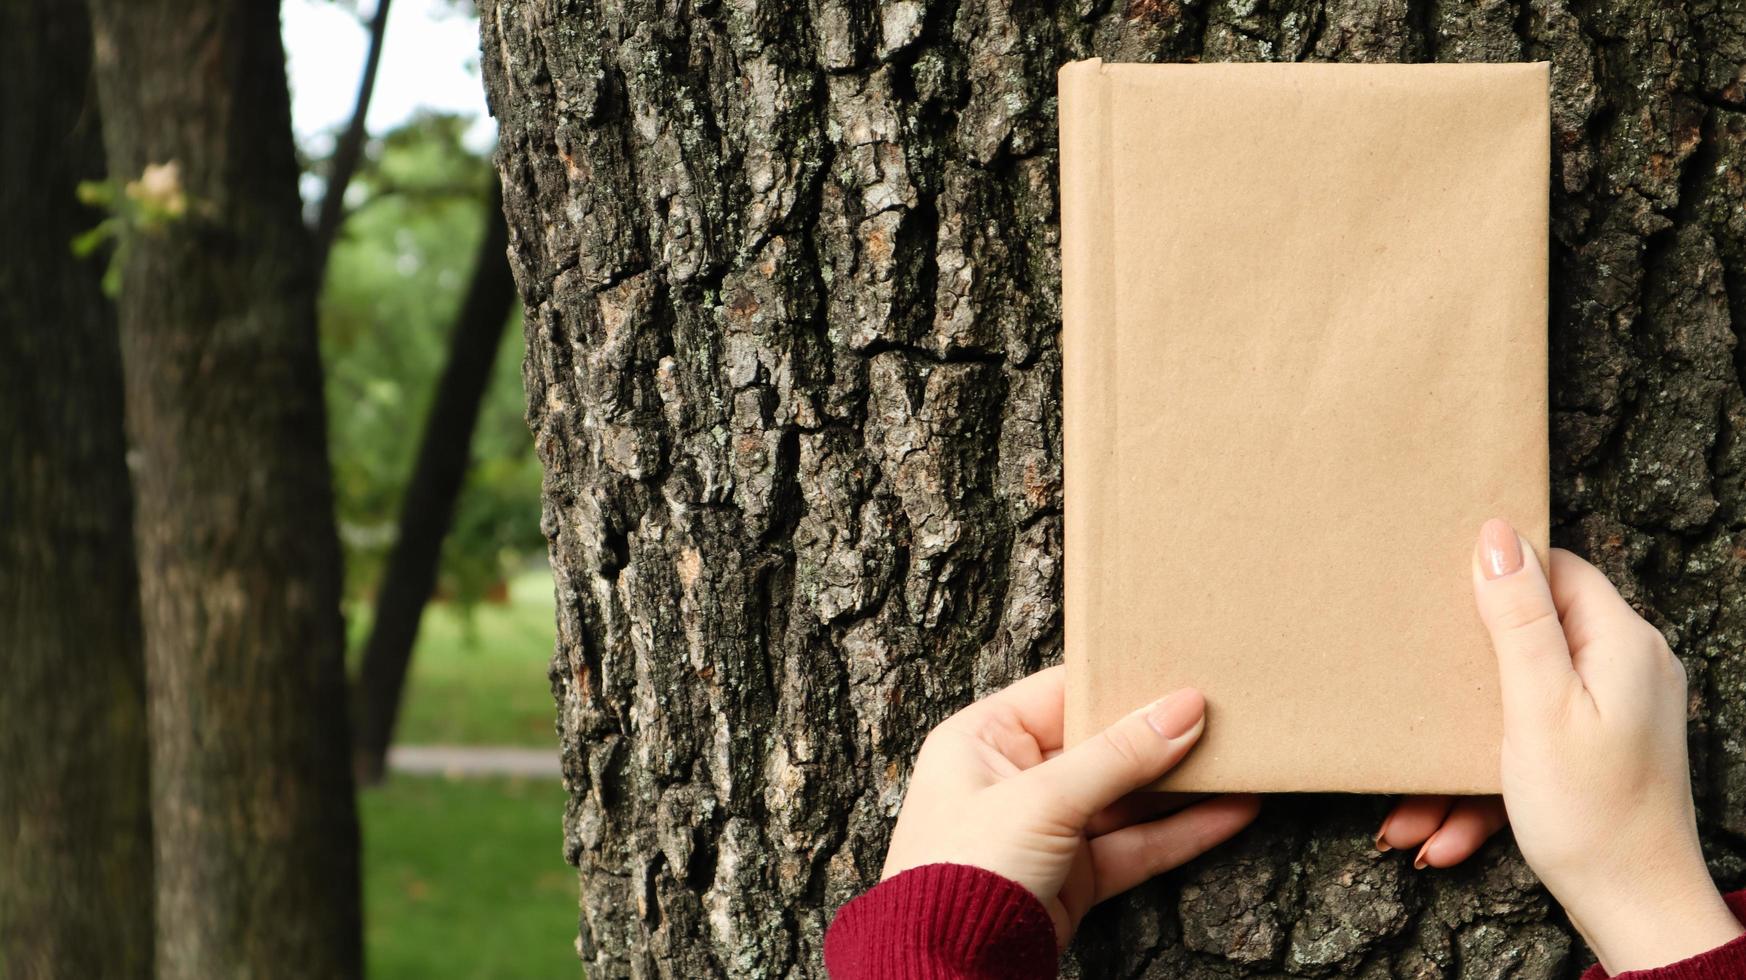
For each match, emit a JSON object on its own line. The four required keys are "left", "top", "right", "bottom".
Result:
{"left": 1146, "top": 689, "right": 1204, "bottom": 740}
{"left": 1480, "top": 518, "right": 1523, "bottom": 580}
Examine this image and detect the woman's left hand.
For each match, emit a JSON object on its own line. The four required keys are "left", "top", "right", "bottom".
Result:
{"left": 881, "top": 665, "right": 1261, "bottom": 949}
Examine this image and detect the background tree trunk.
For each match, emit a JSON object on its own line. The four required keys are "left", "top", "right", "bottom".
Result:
{"left": 354, "top": 183, "right": 518, "bottom": 784}
{"left": 0, "top": 1, "right": 154, "bottom": 975}
{"left": 481, "top": 0, "right": 1746, "bottom": 975}
{"left": 85, "top": 2, "right": 364, "bottom": 977}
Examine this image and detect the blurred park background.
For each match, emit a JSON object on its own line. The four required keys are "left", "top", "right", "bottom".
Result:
{"left": 4, "top": 0, "right": 576, "bottom": 976}
{"left": 292, "top": 1, "right": 573, "bottom": 975}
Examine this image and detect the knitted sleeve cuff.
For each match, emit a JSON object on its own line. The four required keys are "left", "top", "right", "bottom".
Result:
{"left": 1579, "top": 890, "right": 1746, "bottom": 980}
{"left": 823, "top": 864, "right": 1058, "bottom": 979}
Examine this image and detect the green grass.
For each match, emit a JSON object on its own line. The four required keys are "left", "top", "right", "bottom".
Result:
{"left": 351, "top": 569, "right": 559, "bottom": 747}
{"left": 361, "top": 775, "right": 581, "bottom": 979}
{"left": 351, "top": 568, "right": 577, "bottom": 977}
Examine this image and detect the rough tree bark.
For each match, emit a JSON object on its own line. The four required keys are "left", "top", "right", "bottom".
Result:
{"left": 481, "top": 0, "right": 1746, "bottom": 975}
{"left": 85, "top": 2, "right": 364, "bottom": 977}
{"left": 0, "top": 1, "right": 154, "bottom": 975}
{"left": 354, "top": 182, "right": 518, "bottom": 784}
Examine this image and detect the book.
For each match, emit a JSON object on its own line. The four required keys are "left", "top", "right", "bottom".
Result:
{"left": 1059, "top": 60, "right": 1549, "bottom": 794}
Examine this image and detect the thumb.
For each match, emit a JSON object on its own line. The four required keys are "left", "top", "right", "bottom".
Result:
{"left": 1472, "top": 518, "right": 1579, "bottom": 724}
{"left": 1013, "top": 688, "right": 1205, "bottom": 823}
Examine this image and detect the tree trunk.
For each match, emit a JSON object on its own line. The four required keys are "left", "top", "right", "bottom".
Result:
{"left": 84, "top": 2, "right": 364, "bottom": 977}
{"left": 0, "top": 1, "right": 154, "bottom": 975}
{"left": 353, "top": 182, "right": 518, "bottom": 784}
{"left": 480, "top": 0, "right": 1746, "bottom": 975}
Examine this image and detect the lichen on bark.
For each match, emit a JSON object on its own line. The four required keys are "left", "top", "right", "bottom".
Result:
{"left": 481, "top": 0, "right": 1746, "bottom": 974}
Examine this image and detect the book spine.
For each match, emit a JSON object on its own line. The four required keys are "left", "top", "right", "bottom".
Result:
{"left": 1528, "top": 62, "right": 1552, "bottom": 567}
{"left": 1057, "top": 59, "right": 1114, "bottom": 749}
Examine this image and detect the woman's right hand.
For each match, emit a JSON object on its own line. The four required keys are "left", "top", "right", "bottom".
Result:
{"left": 1385, "top": 519, "right": 1742, "bottom": 973}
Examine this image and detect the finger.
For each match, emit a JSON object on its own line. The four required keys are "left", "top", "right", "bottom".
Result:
{"left": 1472, "top": 519, "right": 1583, "bottom": 725}
{"left": 1414, "top": 796, "right": 1509, "bottom": 869}
{"left": 941, "top": 665, "right": 1068, "bottom": 756}
{"left": 1085, "top": 791, "right": 1202, "bottom": 837}
{"left": 1547, "top": 549, "right": 1638, "bottom": 637}
{"left": 1375, "top": 795, "right": 1454, "bottom": 852}
{"left": 1090, "top": 794, "right": 1262, "bottom": 903}
{"left": 1012, "top": 688, "right": 1206, "bottom": 823}
{"left": 1547, "top": 549, "right": 1673, "bottom": 696}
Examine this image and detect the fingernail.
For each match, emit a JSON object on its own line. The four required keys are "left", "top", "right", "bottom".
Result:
{"left": 1413, "top": 838, "right": 1433, "bottom": 870}
{"left": 1373, "top": 811, "right": 1394, "bottom": 851}
{"left": 1145, "top": 689, "right": 1204, "bottom": 740}
{"left": 1480, "top": 518, "right": 1523, "bottom": 580}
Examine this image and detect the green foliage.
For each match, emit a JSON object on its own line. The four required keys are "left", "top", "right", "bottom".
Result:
{"left": 317, "top": 113, "right": 542, "bottom": 608}
{"left": 360, "top": 775, "right": 580, "bottom": 979}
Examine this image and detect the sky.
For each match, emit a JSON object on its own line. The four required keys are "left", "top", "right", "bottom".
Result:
{"left": 281, "top": 0, "right": 495, "bottom": 157}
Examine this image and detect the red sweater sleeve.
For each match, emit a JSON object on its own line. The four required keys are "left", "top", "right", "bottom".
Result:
{"left": 826, "top": 873, "right": 1746, "bottom": 979}
{"left": 1579, "top": 890, "right": 1746, "bottom": 980}
{"left": 824, "top": 864, "right": 1057, "bottom": 979}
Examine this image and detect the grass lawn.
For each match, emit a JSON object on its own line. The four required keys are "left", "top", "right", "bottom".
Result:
{"left": 351, "top": 567, "right": 578, "bottom": 977}
{"left": 361, "top": 775, "right": 581, "bottom": 979}
{"left": 351, "top": 568, "right": 559, "bottom": 747}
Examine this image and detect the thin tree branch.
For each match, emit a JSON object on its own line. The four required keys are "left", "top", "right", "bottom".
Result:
{"left": 312, "top": 0, "right": 393, "bottom": 286}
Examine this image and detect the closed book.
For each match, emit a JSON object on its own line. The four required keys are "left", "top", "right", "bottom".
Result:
{"left": 1060, "top": 60, "right": 1549, "bottom": 793}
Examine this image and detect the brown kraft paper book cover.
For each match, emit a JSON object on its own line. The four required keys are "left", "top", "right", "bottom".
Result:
{"left": 1060, "top": 60, "right": 1550, "bottom": 794}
